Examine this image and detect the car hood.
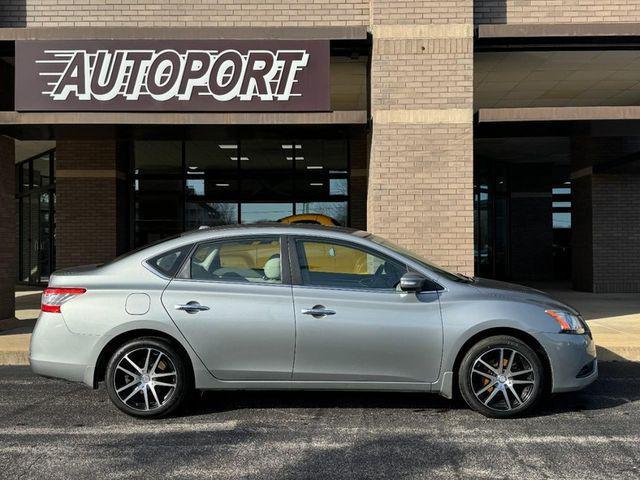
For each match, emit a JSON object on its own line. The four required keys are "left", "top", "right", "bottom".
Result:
{"left": 470, "top": 278, "right": 580, "bottom": 315}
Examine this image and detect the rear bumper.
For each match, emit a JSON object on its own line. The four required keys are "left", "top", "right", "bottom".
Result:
{"left": 29, "top": 312, "right": 97, "bottom": 387}
{"left": 538, "top": 332, "right": 598, "bottom": 393}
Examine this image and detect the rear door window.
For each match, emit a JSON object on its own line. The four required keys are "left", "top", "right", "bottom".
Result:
{"left": 189, "top": 237, "right": 283, "bottom": 284}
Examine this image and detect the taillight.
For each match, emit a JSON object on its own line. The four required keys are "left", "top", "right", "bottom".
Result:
{"left": 41, "top": 288, "right": 86, "bottom": 313}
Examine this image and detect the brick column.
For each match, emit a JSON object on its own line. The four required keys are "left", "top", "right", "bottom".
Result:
{"left": 56, "top": 140, "right": 128, "bottom": 269}
{"left": 368, "top": 2, "right": 474, "bottom": 274}
{"left": 571, "top": 137, "right": 640, "bottom": 293}
{"left": 0, "top": 136, "right": 15, "bottom": 319}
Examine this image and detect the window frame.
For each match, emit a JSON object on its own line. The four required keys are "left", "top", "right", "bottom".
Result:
{"left": 175, "top": 235, "right": 292, "bottom": 286}
{"left": 288, "top": 236, "right": 410, "bottom": 293}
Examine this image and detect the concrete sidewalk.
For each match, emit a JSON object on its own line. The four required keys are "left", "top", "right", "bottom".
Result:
{"left": 1, "top": 284, "right": 640, "bottom": 365}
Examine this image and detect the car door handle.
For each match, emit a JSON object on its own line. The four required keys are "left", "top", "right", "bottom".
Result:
{"left": 301, "top": 305, "right": 336, "bottom": 317}
{"left": 174, "top": 301, "right": 210, "bottom": 313}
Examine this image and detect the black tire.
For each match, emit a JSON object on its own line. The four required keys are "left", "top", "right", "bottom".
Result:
{"left": 105, "top": 337, "right": 191, "bottom": 418}
{"left": 458, "top": 335, "right": 545, "bottom": 419}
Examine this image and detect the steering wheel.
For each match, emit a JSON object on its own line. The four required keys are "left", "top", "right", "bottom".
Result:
{"left": 358, "top": 264, "right": 386, "bottom": 287}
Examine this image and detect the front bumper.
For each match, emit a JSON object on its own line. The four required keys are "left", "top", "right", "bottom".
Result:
{"left": 29, "top": 312, "right": 98, "bottom": 387}
{"left": 538, "top": 332, "right": 598, "bottom": 393}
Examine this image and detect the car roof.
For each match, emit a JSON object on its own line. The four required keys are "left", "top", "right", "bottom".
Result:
{"left": 179, "top": 222, "right": 369, "bottom": 239}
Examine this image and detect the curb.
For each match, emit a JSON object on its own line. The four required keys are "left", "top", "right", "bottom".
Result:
{"left": 1, "top": 346, "right": 639, "bottom": 367}
{"left": 0, "top": 351, "right": 29, "bottom": 366}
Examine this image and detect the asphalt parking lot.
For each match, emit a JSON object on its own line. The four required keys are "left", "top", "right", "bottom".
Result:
{"left": 0, "top": 364, "right": 639, "bottom": 480}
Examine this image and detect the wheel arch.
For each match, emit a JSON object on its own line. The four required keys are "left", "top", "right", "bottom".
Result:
{"left": 92, "top": 329, "right": 195, "bottom": 389}
{"left": 450, "top": 327, "right": 553, "bottom": 399}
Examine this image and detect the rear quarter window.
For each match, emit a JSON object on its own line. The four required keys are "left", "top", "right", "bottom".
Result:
{"left": 147, "top": 246, "right": 191, "bottom": 277}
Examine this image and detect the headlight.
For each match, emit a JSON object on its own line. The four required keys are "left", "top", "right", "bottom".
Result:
{"left": 545, "top": 310, "right": 586, "bottom": 334}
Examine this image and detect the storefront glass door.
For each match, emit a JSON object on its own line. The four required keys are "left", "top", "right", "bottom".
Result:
{"left": 16, "top": 151, "right": 56, "bottom": 285}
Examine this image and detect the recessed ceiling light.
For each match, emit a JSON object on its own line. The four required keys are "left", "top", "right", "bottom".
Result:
{"left": 282, "top": 144, "right": 302, "bottom": 149}
{"left": 218, "top": 144, "right": 238, "bottom": 149}
{"left": 188, "top": 166, "right": 199, "bottom": 170}
{"left": 230, "top": 156, "right": 249, "bottom": 161}
{"left": 309, "top": 182, "right": 323, "bottom": 186}
{"left": 306, "top": 166, "right": 323, "bottom": 170}
{"left": 285, "top": 156, "right": 305, "bottom": 161}
{"left": 215, "top": 183, "right": 230, "bottom": 187}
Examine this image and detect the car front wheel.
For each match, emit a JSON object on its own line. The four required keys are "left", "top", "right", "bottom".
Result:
{"left": 458, "top": 335, "right": 545, "bottom": 418}
{"left": 105, "top": 337, "right": 190, "bottom": 418}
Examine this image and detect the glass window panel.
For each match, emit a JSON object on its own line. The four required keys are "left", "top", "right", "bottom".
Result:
{"left": 21, "top": 163, "right": 30, "bottom": 192}
{"left": 241, "top": 177, "right": 293, "bottom": 200}
{"left": 186, "top": 177, "right": 238, "bottom": 200}
{"left": 295, "top": 202, "right": 347, "bottom": 226}
{"left": 294, "top": 139, "right": 347, "bottom": 172}
{"left": 31, "top": 154, "right": 50, "bottom": 188}
{"left": 134, "top": 141, "right": 182, "bottom": 174}
{"left": 297, "top": 240, "right": 406, "bottom": 290}
{"left": 241, "top": 203, "right": 293, "bottom": 223}
{"left": 553, "top": 212, "right": 571, "bottom": 229}
{"left": 186, "top": 201, "right": 238, "bottom": 229}
{"left": 189, "top": 237, "right": 281, "bottom": 284}
{"left": 294, "top": 176, "right": 330, "bottom": 201}
{"left": 241, "top": 139, "right": 291, "bottom": 171}
{"left": 20, "top": 197, "right": 29, "bottom": 282}
{"left": 329, "top": 178, "right": 348, "bottom": 196}
{"left": 135, "top": 177, "right": 183, "bottom": 246}
{"left": 148, "top": 246, "right": 190, "bottom": 277}
{"left": 135, "top": 220, "right": 183, "bottom": 247}
{"left": 185, "top": 141, "right": 238, "bottom": 172}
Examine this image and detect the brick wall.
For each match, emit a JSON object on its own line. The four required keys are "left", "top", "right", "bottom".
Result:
{"left": 373, "top": 1, "right": 472, "bottom": 25}
{"left": 368, "top": 1, "right": 474, "bottom": 274}
{"left": 571, "top": 137, "right": 640, "bottom": 293}
{"left": 0, "top": 137, "right": 15, "bottom": 319}
{"left": 591, "top": 174, "right": 640, "bottom": 293}
{"left": 55, "top": 140, "right": 127, "bottom": 269}
{"left": 475, "top": 0, "right": 640, "bottom": 25}
{"left": 1, "top": 0, "right": 368, "bottom": 27}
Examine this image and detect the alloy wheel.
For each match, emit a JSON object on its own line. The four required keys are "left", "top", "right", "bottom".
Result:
{"left": 470, "top": 347, "right": 536, "bottom": 412}
{"left": 113, "top": 347, "right": 178, "bottom": 412}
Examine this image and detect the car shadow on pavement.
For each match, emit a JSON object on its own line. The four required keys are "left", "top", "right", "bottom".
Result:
{"left": 183, "top": 362, "right": 640, "bottom": 418}
{"left": 184, "top": 390, "right": 463, "bottom": 417}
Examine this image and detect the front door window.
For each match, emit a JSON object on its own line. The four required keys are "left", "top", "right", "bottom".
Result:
{"left": 296, "top": 239, "right": 407, "bottom": 290}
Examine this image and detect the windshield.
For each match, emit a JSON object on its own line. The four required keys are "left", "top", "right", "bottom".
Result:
{"left": 369, "top": 235, "right": 473, "bottom": 283}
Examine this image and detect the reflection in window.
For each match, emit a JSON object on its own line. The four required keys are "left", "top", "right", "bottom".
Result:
{"left": 186, "top": 201, "right": 238, "bottom": 229}
{"left": 132, "top": 137, "right": 351, "bottom": 247}
{"left": 185, "top": 141, "right": 238, "bottom": 172}
{"left": 241, "top": 203, "right": 293, "bottom": 223}
{"left": 296, "top": 202, "right": 347, "bottom": 226}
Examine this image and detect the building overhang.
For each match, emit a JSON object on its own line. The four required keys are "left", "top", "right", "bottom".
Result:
{"left": 0, "top": 110, "right": 368, "bottom": 126}
{"left": 478, "top": 106, "right": 640, "bottom": 123}
{"left": 476, "top": 23, "right": 640, "bottom": 51}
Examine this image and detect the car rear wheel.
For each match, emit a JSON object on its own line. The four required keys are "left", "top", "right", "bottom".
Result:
{"left": 458, "top": 335, "right": 545, "bottom": 418}
{"left": 105, "top": 337, "right": 190, "bottom": 418}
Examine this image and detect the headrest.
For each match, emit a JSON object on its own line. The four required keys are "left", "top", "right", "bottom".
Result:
{"left": 263, "top": 256, "right": 281, "bottom": 280}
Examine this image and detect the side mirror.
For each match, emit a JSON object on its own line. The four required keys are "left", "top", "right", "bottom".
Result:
{"left": 400, "top": 272, "right": 426, "bottom": 292}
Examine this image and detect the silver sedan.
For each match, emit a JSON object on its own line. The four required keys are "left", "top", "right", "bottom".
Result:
{"left": 29, "top": 224, "right": 597, "bottom": 418}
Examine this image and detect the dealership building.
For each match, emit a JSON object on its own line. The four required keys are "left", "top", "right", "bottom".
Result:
{"left": 1, "top": 1, "right": 640, "bottom": 319}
